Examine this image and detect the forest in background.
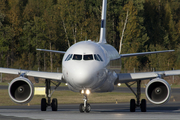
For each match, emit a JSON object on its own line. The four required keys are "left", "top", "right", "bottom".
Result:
{"left": 0, "top": 0, "right": 180, "bottom": 72}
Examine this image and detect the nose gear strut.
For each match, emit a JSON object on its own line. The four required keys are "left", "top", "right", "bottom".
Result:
{"left": 79, "top": 90, "right": 91, "bottom": 113}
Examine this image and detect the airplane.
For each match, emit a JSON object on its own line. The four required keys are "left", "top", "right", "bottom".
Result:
{"left": 0, "top": 0, "right": 180, "bottom": 113}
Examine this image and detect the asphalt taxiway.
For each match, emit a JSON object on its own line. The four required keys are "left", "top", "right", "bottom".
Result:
{"left": 1, "top": 86, "right": 180, "bottom": 120}
{"left": 0, "top": 102, "right": 180, "bottom": 120}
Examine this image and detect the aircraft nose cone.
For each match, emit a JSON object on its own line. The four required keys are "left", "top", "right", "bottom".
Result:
{"left": 67, "top": 63, "right": 95, "bottom": 87}
{"left": 73, "top": 69, "right": 92, "bottom": 86}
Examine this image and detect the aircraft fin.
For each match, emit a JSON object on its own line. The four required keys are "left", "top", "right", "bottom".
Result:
{"left": 99, "top": 0, "right": 107, "bottom": 43}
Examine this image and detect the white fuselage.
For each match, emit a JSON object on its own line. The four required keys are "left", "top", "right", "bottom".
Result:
{"left": 62, "top": 41, "right": 120, "bottom": 92}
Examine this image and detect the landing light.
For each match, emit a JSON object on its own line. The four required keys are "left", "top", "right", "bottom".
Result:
{"left": 81, "top": 89, "right": 90, "bottom": 95}
{"left": 118, "top": 83, "right": 121, "bottom": 86}
{"left": 81, "top": 90, "right": 84, "bottom": 94}
{"left": 86, "top": 89, "right": 91, "bottom": 95}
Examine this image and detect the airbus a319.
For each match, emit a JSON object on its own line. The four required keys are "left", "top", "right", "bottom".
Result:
{"left": 0, "top": 0, "right": 180, "bottom": 113}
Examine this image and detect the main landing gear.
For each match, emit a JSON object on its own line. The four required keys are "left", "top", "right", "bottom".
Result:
{"left": 79, "top": 89, "right": 91, "bottom": 113}
{"left": 41, "top": 79, "right": 61, "bottom": 111}
{"left": 125, "top": 80, "right": 146, "bottom": 112}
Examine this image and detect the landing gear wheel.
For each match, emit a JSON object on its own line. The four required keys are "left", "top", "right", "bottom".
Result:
{"left": 140, "top": 99, "right": 146, "bottom": 112}
{"left": 130, "top": 99, "right": 136, "bottom": 112}
{"left": 85, "top": 103, "right": 91, "bottom": 113}
{"left": 41, "top": 98, "right": 47, "bottom": 111}
{"left": 79, "top": 103, "right": 85, "bottom": 113}
{"left": 52, "top": 98, "right": 58, "bottom": 111}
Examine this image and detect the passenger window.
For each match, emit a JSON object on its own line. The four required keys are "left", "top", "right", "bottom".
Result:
{"left": 65, "top": 54, "right": 72, "bottom": 61}
{"left": 97, "top": 54, "right": 103, "bottom": 61}
{"left": 84, "top": 54, "right": 93, "bottom": 60}
{"left": 94, "top": 54, "right": 100, "bottom": 61}
{"left": 73, "top": 54, "right": 82, "bottom": 60}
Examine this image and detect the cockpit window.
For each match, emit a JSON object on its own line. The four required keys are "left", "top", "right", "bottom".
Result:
{"left": 73, "top": 54, "right": 82, "bottom": 60}
{"left": 66, "top": 54, "right": 103, "bottom": 61}
{"left": 65, "top": 54, "right": 70, "bottom": 61}
{"left": 65, "top": 54, "right": 73, "bottom": 61}
{"left": 97, "top": 54, "right": 103, "bottom": 61}
{"left": 84, "top": 54, "right": 93, "bottom": 60}
{"left": 94, "top": 54, "right": 100, "bottom": 61}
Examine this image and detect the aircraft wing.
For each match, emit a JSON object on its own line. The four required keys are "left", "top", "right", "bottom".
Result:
{"left": 0, "top": 67, "right": 64, "bottom": 81}
{"left": 115, "top": 70, "right": 180, "bottom": 84}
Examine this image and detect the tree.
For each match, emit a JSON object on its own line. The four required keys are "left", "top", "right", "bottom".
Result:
{"left": 119, "top": 0, "right": 148, "bottom": 71}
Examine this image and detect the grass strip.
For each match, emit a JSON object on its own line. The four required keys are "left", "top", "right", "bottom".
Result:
{"left": 0, "top": 89, "right": 146, "bottom": 106}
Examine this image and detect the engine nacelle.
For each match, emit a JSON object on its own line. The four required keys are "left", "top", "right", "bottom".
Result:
{"left": 8, "top": 77, "right": 34, "bottom": 104}
{"left": 145, "top": 78, "right": 171, "bottom": 105}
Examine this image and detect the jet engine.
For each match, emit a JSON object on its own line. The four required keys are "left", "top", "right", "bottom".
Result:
{"left": 8, "top": 77, "right": 34, "bottom": 104}
{"left": 145, "top": 78, "right": 171, "bottom": 105}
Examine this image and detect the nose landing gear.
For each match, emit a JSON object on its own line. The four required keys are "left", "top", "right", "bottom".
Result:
{"left": 79, "top": 89, "right": 91, "bottom": 113}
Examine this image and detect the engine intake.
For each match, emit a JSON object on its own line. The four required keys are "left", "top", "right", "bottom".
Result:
{"left": 145, "top": 78, "right": 171, "bottom": 104}
{"left": 8, "top": 77, "right": 34, "bottom": 104}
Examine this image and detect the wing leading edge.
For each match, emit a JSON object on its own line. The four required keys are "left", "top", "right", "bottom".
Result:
{"left": 115, "top": 70, "right": 180, "bottom": 84}
{"left": 0, "top": 68, "right": 64, "bottom": 81}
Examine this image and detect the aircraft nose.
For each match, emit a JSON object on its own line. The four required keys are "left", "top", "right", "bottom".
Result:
{"left": 73, "top": 68, "right": 93, "bottom": 86}
{"left": 68, "top": 64, "right": 95, "bottom": 87}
